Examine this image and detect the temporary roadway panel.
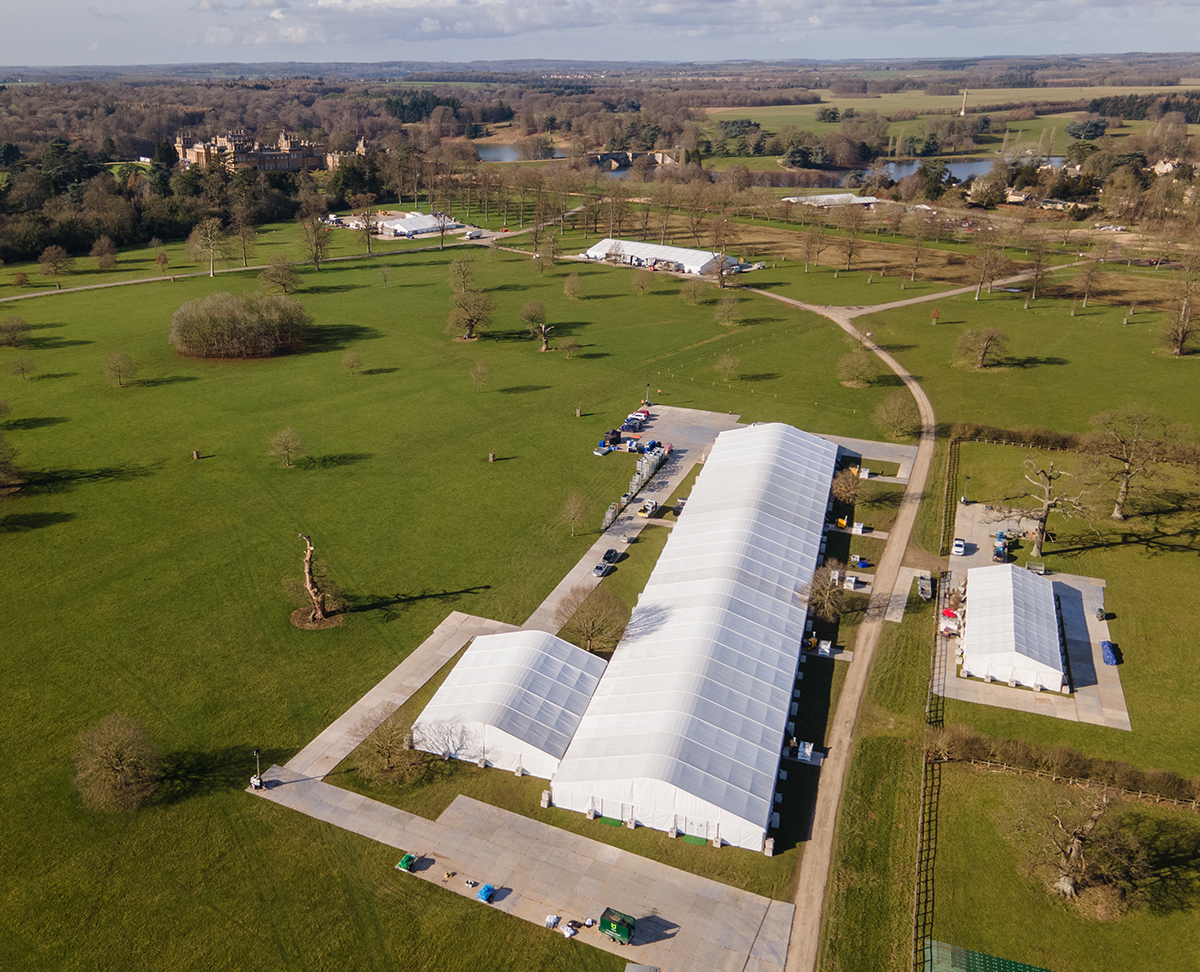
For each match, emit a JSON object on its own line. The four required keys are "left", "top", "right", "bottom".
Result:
{"left": 411, "top": 630, "right": 606, "bottom": 780}
{"left": 552, "top": 424, "right": 839, "bottom": 851}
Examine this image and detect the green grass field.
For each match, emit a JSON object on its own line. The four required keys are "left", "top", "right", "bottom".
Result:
{"left": 1, "top": 243, "right": 896, "bottom": 969}
{"left": 934, "top": 764, "right": 1200, "bottom": 972}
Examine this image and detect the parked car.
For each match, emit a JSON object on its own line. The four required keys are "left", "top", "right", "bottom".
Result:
{"left": 602, "top": 549, "right": 620, "bottom": 565}
{"left": 951, "top": 538, "right": 967, "bottom": 556}
{"left": 592, "top": 562, "right": 613, "bottom": 578}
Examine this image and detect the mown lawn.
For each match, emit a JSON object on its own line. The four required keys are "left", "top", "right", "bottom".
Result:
{"left": 1, "top": 245, "right": 880, "bottom": 969}
{"left": 934, "top": 764, "right": 1200, "bottom": 972}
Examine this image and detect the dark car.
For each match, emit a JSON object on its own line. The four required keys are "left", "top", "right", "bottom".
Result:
{"left": 602, "top": 549, "right": 620, "bottom": 565}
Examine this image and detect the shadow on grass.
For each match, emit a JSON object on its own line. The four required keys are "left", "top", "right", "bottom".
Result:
{"left": 5, "top": 416, "right": 69, "bottom": 430}
{"left": 22, "top": 461, "right": 161, "bottom": 495}
{"left": 296, "top": 452, "right": 374, "bottom": 469}
{"left": 303, "top": 283, "right": 369, "bottom": 295}
{"left": 140, "top": 376, "right": 200, "bottom": 387}
{"left": 496, "top": 385, "right": 551, "bottom": 394}
{"left": 27, "top": 337, "right": 93, "bottom": 350}
{"left": 0, "top": 510, "right": 75, "bottom": 532}
{"left": 344, "top": 584, "right": 493, "bottom": 621}
{"left": 1007, "top": 356, "right": 1070, "bottom": 369}
{"left": 742, "top": 317, "right": 784, "bottom": 327}
{"left": 578, "top": 351, "right": 610, "bottom": 360}
{"left": 742, "top": 372, "right": 781, "bottom": 383}
{"left": 158, "top": 745, "right": 295, "bottom": 805}
{"left": 30, "top": 372, "right": 77, "bottom": 381}
{"left": 361, "top": 367, "right": 399, "bottom": 376}
{"left": 295, "top": 323, "right": 385, "bottom": 354}
{"left": 1125, "top": 812, "right": 1200, "bottom": 915}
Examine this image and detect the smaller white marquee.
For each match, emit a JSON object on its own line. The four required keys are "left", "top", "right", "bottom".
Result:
{"left": 411, "top": 630, "right": 607, "bottom": 779}
{"left": 582, "top": 238, "right": 735, "bottom": 275}
{"left": 780, "top": 193, "right": 878, "bottom": 208}
{"left": 379, "top": 212, "right": 463, "bottom": 237}
{"left": 960, "top": 564, "right": 1070, "bottom": 693}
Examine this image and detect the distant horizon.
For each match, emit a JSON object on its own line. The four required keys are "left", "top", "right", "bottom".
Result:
{"left": 2, "top": 0, "right": 1198, "bottom": 72}
{"left": 2, "top": 51, "right": 1199, "bottom": 81}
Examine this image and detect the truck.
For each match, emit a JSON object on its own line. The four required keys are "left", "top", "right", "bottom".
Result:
{"left": 637, "top": 500, "right": 658, "bottom": 518}
{"left": 599, "top": 907, "right": 636, "bottom": 945}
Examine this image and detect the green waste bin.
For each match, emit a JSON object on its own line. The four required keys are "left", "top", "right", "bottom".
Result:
{"left": 599, "top": 907, "right": 636, "bottom": 945}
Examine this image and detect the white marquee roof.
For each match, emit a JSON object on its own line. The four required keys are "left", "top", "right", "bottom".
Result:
{"left": 552, "top": 424, "right": 838, "bottom": 847}
{"left": 961, "top": 564, "right": 1066, "bottom": 688}
{"left": 781, "top": 193, "right": 879, "bottom": 207}
{"left": 380, "top": 212, "right": 462, "bottom": 234}
{"left": 412, "top": 630, "right": 607, "bottom": 772}
{"left": 581, "top": 238, "right": 732, "bottom": 273}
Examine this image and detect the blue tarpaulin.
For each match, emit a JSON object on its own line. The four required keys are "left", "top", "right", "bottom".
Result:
{"left": 1101, "top": 641, "right": 1119, "bottom": 666}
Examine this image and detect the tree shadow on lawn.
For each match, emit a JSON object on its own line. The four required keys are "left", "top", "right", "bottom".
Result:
{"left": 26, "top": 336, "right": 93, "bottom": 350}
{"left": 343, "top": 584, "right": 492, "bottom": 622}
{"left": 295, "top": 323, "right": 385, "bottom": 354}
{"left": 21, "top": 461, "right": 161, "bottom": 495}
{"left": 296, "top": 452, "right": 373, "bottom": 469}
{"left": 741, "top": 316, "right": 784, "bottom": 327}
{"left": 873, "top": 373, "right": 917, "bottom": 387}
{"left": 0, "top": 510, "right": 75, "bottom": 532}
{"left": 1049, "top": 523, "right": 1200, "bottom": 559}
{"left": 1006, "top": 355, "right": 1070, "bottom": 369}
{"left": 30, "top": 372, "right": 77, "bottom": 381}
{"left": 5, "top": 416, "right": 69, "bottom": 430}
{"left": 302, "top": 283, "right": 370, "bottom": 295}
{"left": 496, "top": 385, "right": 551, "bottom": 395}
{"left": 577, "top": 351, "right": 611, "bottom": 360}
{"left": 361, "top": 367, "right": 399, "bottom": 376}
{"left": 139, "top": 375, "right": 200, "bottom": 387}
{"left": 873, "top": 343, "right": 917, "bottom": 353}
{"left": 742, "top": 372, "right": 782, "bottom": 383}
{"left": 1125, "top": 812, "right": 1200, "bottom": 915}
{"left": 158, "top": 744, "right": 295, "bottom": 804}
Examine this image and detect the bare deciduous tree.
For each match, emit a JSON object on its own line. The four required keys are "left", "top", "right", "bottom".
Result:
{"left": 90, "top": 235, "right": 117, "bottom": 270}
{"left": 831, "top": 468, "right": 861, "bottom": 504}
{"left": 957, "top": 328, "right": 1008, "bottom": 369}
{"left": 348, "top": 193, "right": 378, "bottom": 254}
{"left": 377, "top": 266, "right": 392, "bottom": 288}
{"left": 186, "top": 218, "right": 231, "bottom": 277}
{"left": 836, "top": 204, "right": 867, "bottom": 271}
{"left": 995, "top": 459, "right": 1095, "bottom": 558}
{"left": 1026, "top": 239, "right": 1052, "bottom": 300}
{"left": 447, "top": 256, "right": 476, "bottom": 293}
{"left": 296, "top": 215, "right": 332, "bottom": 270}
{"left": 258, "top": 255, "right": 298, "bottom": 294}
{"left": 1076, "top": 257, "right": 1105, "bottom": 308}
{"left": 714, "top": 352, "right": 740, "bottom": 383}
{"left": 563, "top": 272, "right": 582, "bottom": 300}
{"left": 1086, "top": 406, "right": 1184, "bottom": 520}
{"left": 560, "top": 492, "right": 589, "bottom": 537}
{"left": 0, "top": 430, "right": 21, "bottom": 484}
{"left": 554, "top": 584, "right": 628, "bottom": 652}
{"left": 0, "top": 314, "right": 30, "bottom": 348}
{"left": 103, "top": 352, "right": 136, "bottom": 387}
{"left": 520, "top": 300, "right": 553, "bottom": 351}
{"left": 631, "top": 269, "right": 655, "bottom": 295}
{"left": 714, "top": 293, "right": 740, "bottom": 326}
{"left": 801, "top": 222, "right": 830, "bottom": 272}
{"left": 1162, "top": 308, "right": 1195, "bottom": 356}
{"left": 680, "top": 278, "right": 705, "bottom": 304}
{"left": 446, "top": 290, "right": 494, "bottom": 341}
{"left": 873, "top": 391, "right": 920, "bottom": 439}
{"left": 468, "top": 361, "right": 489, "bottom": 394}
{"left": 342, "top": 351, "right": 362, "bottom": 375}
{"left": 38, "top": 245, "right": 74, "bottom": 286}
{"left": 73, "top": 713, "right": 162, "bottom": 811}
{"left": 10, "top": 357, "right": 35, "bottom": 381}
{"left": 970, "top": 229, "right": 1009, "bottom": 300}
{"left": 560, "top": 338, "right": 580, "bottom": 359}
{"left": 837, "top": 349, "right": 874, "bottom": 387}
{"left": 801, "top": 559, "right": 847, "bottom": 622}
{"left": 269, "top": 427, "right": 305, "bottom": 467}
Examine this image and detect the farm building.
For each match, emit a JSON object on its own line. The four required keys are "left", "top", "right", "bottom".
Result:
{"left": 378, "top": 212, "right": 463, "bottom": 238}
{"left": 959, "top": 564, "right": 1071, "bottom": 693}
{"left": 410, "top": 630, "right": 607, "bottom": 780}
{"left": 551, "top": 423, "right": 839, "bottom": 851}
{"left": 780, "top": 193, "right": 878, "bottom": 208}
{"left": 581, "top": 238, "right": 737, "bottom": 275}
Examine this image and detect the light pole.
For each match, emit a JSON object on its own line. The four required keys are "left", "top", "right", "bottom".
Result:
{"left": 251, "top": 747, "right": 262, "bottom": 789}
{"left": 645, "top": 382, "right": 650, "bottom": 405}
{"left": 961, "top": 475, "right": 970, "bottom": 506}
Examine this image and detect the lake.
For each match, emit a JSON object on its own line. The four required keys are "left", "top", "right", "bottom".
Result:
{"left": 475, "top": 144, "right": 567, "bottom": 162}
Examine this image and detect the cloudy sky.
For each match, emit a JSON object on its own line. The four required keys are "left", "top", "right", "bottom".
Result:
{"left": 2, "top": 0, "right": 1198, "bottom": 67}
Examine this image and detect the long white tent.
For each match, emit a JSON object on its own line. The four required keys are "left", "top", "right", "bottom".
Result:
{"left": 551, "top": 424, "right": 838, "bottom": 851}
{"left": 960, "top": 564, "right": 1070, "bottom": 693}
{"left": 379, "top": 212, "right": 463, "bottom": 238}
{"left": 411, "top": 630, "right": 607, "bottom": 779}
{"left": 581, "top": 238, "right": 736, "bottom": 275}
